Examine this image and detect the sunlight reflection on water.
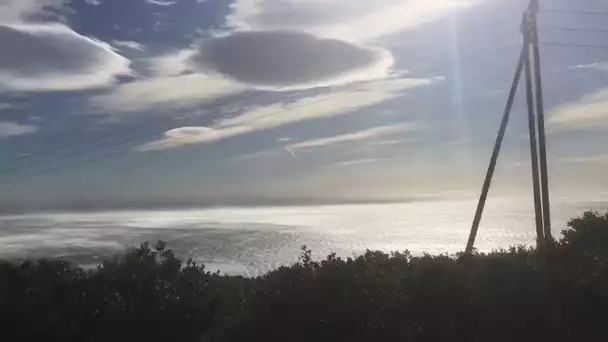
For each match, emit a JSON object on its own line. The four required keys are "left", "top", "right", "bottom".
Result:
{"left": 0, "top": 198, "right": 605, "bottom": 276}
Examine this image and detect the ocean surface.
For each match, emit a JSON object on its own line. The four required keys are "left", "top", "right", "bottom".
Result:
{"left": 0, "top": 198, "right": 606, "bottom": 276}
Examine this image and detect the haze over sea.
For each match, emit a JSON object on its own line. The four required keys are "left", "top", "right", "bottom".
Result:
{"left": 1, "top": 197, "right": 606, "bottom": 276}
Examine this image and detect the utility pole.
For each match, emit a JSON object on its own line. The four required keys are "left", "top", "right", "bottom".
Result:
{"left": 465, "top": 49, "right": 526, "bottom": 255}
{"left": 523, "top": 11, "right": 546, "bottom": 252}
{"left": 465, "top": 0, "right": 552, "bottom": 255}
{"left": 530, "top": 0, "right": 553, "bottom": 244}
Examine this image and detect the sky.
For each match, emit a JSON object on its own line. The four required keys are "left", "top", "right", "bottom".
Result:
{"left": 0, "top": 0, "right": 608, "bottom": 213}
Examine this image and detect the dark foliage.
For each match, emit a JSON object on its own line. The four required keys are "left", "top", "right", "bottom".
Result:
{"left": 2, "top": 211, "right": 608, "bottom": 341}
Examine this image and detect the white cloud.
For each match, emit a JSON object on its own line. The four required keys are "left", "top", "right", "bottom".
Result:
{"left": 139, "top": 76, "right": 439, "bottom": 150}
{"left": 229, "top": 149, "right": 280, "bottom": 162}
{"left": 140, "top": 0, "right": 470, "bottom": 100}
{"left": 112, "top": 40, "right": 145, "bottom": 52}
{"left": 145, "top": 0, "right": 177, "bottom": 6}
{"left": 0, "top": 103, "right": 11, "bottom": 110}
{"left": 216, "top": 77, "right": 439, "bottom": 127}
{"left": 0, "top": 23, "right": 131, "bottom": 92}
{"left": 0, "top": 0, "right": 65, "bottom": 23}
{"left": 367, "top": 139, "right": 408, "bottom": 147}
{"left": 0, "top": 121, "right": 38, "bottom": 137}
{"left": 140, "top": 125, "right": 251, "bottom": 150}
{"left": 148, "top": 49, "right": 197, "bottom": 77}
{"left": 0, "top": 1, "right": 131, "bottom": 93}
{"left": 150, "top": 0, "right": 477, "bottom": 94}
{"left": 289, "top": 124, "right": 417, "bottom": 150}
{"left": 168, "top": 0, "right": 473, "bottom": 95}
{"left": 284, "top": 145, "right": 297, "bottom": 158}
{"left": 89, "top": 73, "right": 246, "bottom": 112}
{"left": 326, "top": 158, "right": 385, "bottom": 168}
{"left": 571, "top": 62, "right": 608, "bottom": 72}
{"left": 85, "top": 0, "right": 102, "bottom": 5}
{"left": 560, "top": 154, "right": 608, "bottom": 164}
{"left": 227, "top": 0, "right": 483, "bottom": 42}
{"left": 549, "top": 88, "right": 608, "bottom": 130}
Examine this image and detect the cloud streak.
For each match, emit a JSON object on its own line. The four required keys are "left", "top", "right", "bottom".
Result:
{"left": 89, "top": 74, "right": 246, "bottom": 112}
{"left": 145, "top": 0, "right": 177, "bottom": 6}
{"left": 560, "top": 154, "right": 608, "bottom": 164}
{"left": 0, "top": 0, "right": 66, "bottom": 23}
{"left": 284, "top": 145, "right": 297, "bottom": 158}
{"left": 289, "top": 124, "right": 418, "bottom": 150}
{"left": 112, "top": 40, "right": 145, "bottom": 52}
{"left": 571, "top": 62, "right": 608, "bottom": 72}
{"left": 549, "top": 88, "right": 608, "bottom": 130}
{"left": 326, "top": 158, "right": 385, "bottom": 169}
{"left": 0, "top": 23, "right": 131, "bottom": 92}
{"left": 227, "top": 0, "right": 483, "bottom": 42}
{"left": 0, "top": 121, "right": 39, "bottom": 138}
{"left": 139, "top": 77, "right": 439, "bottom": 150}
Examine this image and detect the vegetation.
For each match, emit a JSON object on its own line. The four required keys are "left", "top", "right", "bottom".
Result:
{"left": 2, "top": 211, "right": 608, "bottom": 341}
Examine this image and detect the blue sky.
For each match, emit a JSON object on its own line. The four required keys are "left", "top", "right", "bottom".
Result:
{"left": 0, "top": 0, "right": 608, "bottom": 212}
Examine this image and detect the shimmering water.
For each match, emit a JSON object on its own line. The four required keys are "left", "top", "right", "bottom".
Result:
{"left": 0, "top": 198, "right": 605, "bottom": 276}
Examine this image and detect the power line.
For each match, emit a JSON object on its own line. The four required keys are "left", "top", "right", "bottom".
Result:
{"left": 1, "top": 85, "right": 381, "bottom": 179}
{"left": 0, "top": 6, "right": 575, "bottom": 180}
{"left": 468, "top": 0, "right": 553, "bottom": 254}
{"left": 0, "top": 89, "right": 378, "bottom": 185}
{"left": 0, "top": 31, "right": 518, "bottom": 172}
{"left": 0, "top": 40, "right": 520, "bottom": 179}
{"left": 540, "top": 9, "right": 608, "bottom": 16}
{"left": 0, "top": 90, "right": 262, "bottom": 167}
{"left": 0, "top": 126, "right": 178, "bottom": 177}
{"left": 539, "top": 41, "right": 608, "bottom": 50}
{"left": 0, "top": 92, "right": 269, "bottom": 177}
{"left": 0, "top": 4, "right": 598, "bottom": 186}
{"left": 0, "top": 42, "right": 520, "bottom": 187}
{"left": 0, "top": 71, "right": 416, "bottom": 178}
{"left": 545, "top": 27, "right": 608, "bottom": 33}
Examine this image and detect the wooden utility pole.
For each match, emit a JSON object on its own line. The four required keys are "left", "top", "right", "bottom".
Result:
{"left": 523, "top": 12, "right": 546, "bottom": 253}
{"left": 465, "top": 0, "right": 552, "bottom": 254}
{"left": 530, "top": 0, "right": 553, "bottom": 244}
{"left": 465, "top": 49, "right": 526, "bottom": 255}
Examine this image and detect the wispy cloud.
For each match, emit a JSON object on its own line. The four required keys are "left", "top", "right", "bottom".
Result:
{"left": 0, "top": 121, "right": 38, "bottom": 137}
{"left": 326, "top": 158, "right": 385, "bottom": 169}
{"left": 0, "top": 23, "right": 131, "bottom": 92}
{"left": 139, "top": 77, "right": 439, "bottom": 151}
{"left": 228, "top": 149, "right": 279, "bottom": 162}
{"left": 570, "top": 62, "right": 608, "bottom": 72}
{"left": 228, "top": 0, "right": 483, "bottom": 42}
{"left": 549, "top": 88, "right": 608, "bottom": 130}
{"left": 145, "top": 0, "right": 177, "bottom": 6}
{"left": 289, "top": 124, "right": 418, "bottom": 150}
{"left": 367, "top": 139, "right": 409, "bottom": 147}
{"left": 560, "top": 154, "right": 608, "bottom": 164}
{"left": 0, "top": 0, "right": 67, "bottom": 23}
{"left": 112, "top": 40, "right": 145, "bottom": 52}
{"left": 89, "top": 74, "right": 245, "bottom": 112}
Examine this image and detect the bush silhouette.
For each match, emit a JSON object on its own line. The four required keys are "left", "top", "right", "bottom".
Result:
{"left": 1, "top": 211, "right": 608, "bottom": 341}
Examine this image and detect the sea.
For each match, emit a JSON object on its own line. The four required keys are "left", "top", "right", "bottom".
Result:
{"left": 0, "top": 197, "right": 606, "bottom": 276}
